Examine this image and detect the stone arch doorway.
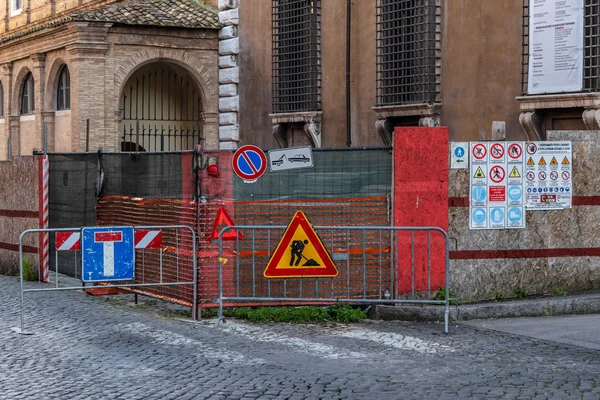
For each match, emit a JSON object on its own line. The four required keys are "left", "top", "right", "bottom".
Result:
{"left": 119, "top": 62, "right": 204, "bottom": 152}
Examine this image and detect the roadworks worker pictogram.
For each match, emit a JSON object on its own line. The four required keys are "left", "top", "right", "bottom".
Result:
{"left": 264, "top": 211, "right": 338, "bottom": 278}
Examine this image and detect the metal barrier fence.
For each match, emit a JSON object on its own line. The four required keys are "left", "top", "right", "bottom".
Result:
{"left": 216, "top": 225, "right": 450, "bottom": 333}
{"left": 15, "top": 225, "right": 197, "bottom": 334}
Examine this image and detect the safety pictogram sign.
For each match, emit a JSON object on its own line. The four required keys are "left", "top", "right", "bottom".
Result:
{"left": 550, "top": 157, "right": 558, "bottom": 165}
{"left": 473, "top": 167, "right": 485, "bottom": 178}
{"left": 527, "top": 157, "right": 535, "bottom": 166}
{"left": 527, "top": 142, "right": 537, "bottom": 155}
{"left": 472, "top": 143, "right": 487, "bottom": 160}
{"left": 562, "top": 156, "right": 570, "bottom": 165}
{"left": 538, "top": 157, "right": 547, "bottom": 166}
{"left": 508, "top": 143, "right": 522, "bottom": 159}
{"left": 489, "top": 165, "right": 505, "bottom": 183}
{"left": 490, "top": 143, "right": 504, "bottom": 159}
{"left": 264, "top": 211, "right": 338, "bottom": 278}
{"left": 232, "top": 145, "right": 267, "bottom": 182}
{"left": 207, "top": 205, "right": 243, "bottom": 241}
{"left": 509, "top": 166, "right": 521, "bottom": 178}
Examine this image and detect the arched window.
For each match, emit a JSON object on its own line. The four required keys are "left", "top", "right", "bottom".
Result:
{"left": 20, "top": 73, "right": 34, "bottom": 115}
{"left": 0, "top": 82, "right": 4, "bottom": 118}
{"left": 57, "top": 66, "right": 70, "bottom": 110}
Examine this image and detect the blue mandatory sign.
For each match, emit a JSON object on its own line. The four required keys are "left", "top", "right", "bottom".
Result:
{"left": 472, "top": 208, "right": 486, "bottom": 224}
{"left": 454, "top": 146, "right": 465, "bottom": 158}
{"left": 490, "top": 208, "right": 505, "bottom": 224}
{"left": 566, "top": 187, "right": 570, "bottom": 192}
{"left": 527, "top": 188, "right": 532, "bottom": 193}
{"left": 472, "top": 186, "right": 487, "bottom": 202}
{"left": 82, "top": 227, "right": 135, "bottom": 283}
{"left": 508, "top": 185, "right": 522, "bottom": 201}
{"left": 508, "top": 207, "right": 522, "bottom": 223}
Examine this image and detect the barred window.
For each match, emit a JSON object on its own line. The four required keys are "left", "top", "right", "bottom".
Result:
{"left": 376, "top": 0, "right": 438, "bottom": 106}
{"left": 522, "top": 0, "right": 600, "bottom": 94}
{"left": 272, "top": 0, "right": 321, "bottom": 113}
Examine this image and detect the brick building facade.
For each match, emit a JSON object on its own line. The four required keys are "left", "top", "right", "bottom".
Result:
{"left": 0, "top": 0, "right": 220, "bottom": 160}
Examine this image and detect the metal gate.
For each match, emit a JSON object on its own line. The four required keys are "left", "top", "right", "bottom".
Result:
{"left": 216, "top": 225, "right": 451, "bottom": 333}
{"left": 119, "top": 63, "right": 204, "bottom": 152}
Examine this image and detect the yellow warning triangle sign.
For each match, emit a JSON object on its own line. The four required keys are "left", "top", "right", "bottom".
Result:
{"left": 509, "top": 166, "right": 521, "bottom": 178}
{"left": 538, "top": 157, "right": 547, "bottom": 165}
{"left": 264, "top": 211, "right": 338, "bottom": 278}
{"left": 473, "top": 166, "right": 485, "bottom": 178}
{"left": 562, "top": 156, "right": 570, "bottom": 165}
{"left": 550, "top": 157, "right": 558, "bottom": 165}
{"left": 527, "top": 157, "right": 535, "bottom": 165}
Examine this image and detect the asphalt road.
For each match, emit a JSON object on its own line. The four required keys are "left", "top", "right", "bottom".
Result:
{"left": 2, "top": 275, "right": 600, "bottom": 399}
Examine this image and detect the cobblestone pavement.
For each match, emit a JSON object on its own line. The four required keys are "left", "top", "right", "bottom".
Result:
{"left": 2, "top": 275, "right": 600, "bottom": 400}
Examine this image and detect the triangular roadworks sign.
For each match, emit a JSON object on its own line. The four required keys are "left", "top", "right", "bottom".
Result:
{"left": 264, "top": 211, "right": 338, "bottom": 278}
{"left": 207, "top": 205, "right": 243, "bottom": 241}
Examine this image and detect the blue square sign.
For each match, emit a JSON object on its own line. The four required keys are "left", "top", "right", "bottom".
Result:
{"left": 82, "top": 227, "right": 135, "bottom": 282}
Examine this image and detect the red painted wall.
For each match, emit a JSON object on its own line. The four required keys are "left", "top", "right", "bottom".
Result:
{"left": 393, "top": 127, "right": 449, "bottom": 295}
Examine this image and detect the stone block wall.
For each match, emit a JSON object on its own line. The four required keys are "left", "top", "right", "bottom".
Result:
{"left": 218, "top": 0, "right": 240, "bottom": 150}
{"left": 448, "top": 131, "right": 600, "bottom": 303}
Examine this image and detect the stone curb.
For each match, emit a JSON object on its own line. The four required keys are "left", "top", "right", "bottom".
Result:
{"left": 370, "top": 293, "right": 600, "bottom": 322}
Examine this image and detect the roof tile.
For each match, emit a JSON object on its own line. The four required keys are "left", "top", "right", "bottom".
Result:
{"left": 71, "top": 0, "right": 220, "bottom": 29}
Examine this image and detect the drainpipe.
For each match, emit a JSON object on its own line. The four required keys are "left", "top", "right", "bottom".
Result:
{"left": 345, "top": 0, "right": 352, "bottom": 147}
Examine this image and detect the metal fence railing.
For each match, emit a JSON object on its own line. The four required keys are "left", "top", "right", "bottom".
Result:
{"left": 14, "top": 225, "right": 197, "bottom": 334}
{"left": 216, "top": 225, "right": 451, "bottom": 333}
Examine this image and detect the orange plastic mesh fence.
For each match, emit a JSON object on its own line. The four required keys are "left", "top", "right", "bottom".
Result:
{"left": 96, "top": 196, "right": 392, "bottom": 307}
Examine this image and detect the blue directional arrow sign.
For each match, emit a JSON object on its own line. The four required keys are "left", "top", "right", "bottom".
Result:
{"left": 82, "top": 227, "right": 135, "bottom": 282}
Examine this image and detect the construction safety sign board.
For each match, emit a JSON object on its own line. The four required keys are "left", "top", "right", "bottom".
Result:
{"left": 264, "top": 211, "right": 338, "bottom": 278}
{"left": 450, "top": 142, "right": 469, "bottom": 169}
{"left": 469, "top": 142, "right": 525, "bottom": 230}
{"left": 82, "top": 227, "right": 134, "bottom": 282}
{"left": 524, "top": 141, "right": 572, "bottom": 210}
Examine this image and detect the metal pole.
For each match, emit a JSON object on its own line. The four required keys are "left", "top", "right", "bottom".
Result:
{"left": 192, "top": 228, "right": 198, "bottom": 322}
{"left": 345, "top": 0, "right": 352, "bottom": 147}
{"left": 85, "top": 119, "right": 90, "bottom": 152}
{"left": 7, "top": 136, "right": 11, "bottom": 160}
{"left": 43, "top": 124, "right": 47, "bottom": 154}
{"left": 217, "top": 230, "right": 224, "bottom": 327}
{"left": 445, "top": 231, "right": 450, "bottom": 334}
{"left": 19, "top": 233, "right": 25, "bottom": 333}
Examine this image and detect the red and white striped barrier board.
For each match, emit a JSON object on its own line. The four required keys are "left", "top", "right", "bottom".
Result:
{"left": 39, "top": 156, "right": 50, "bottom": 282}
{"left": 56, "top": 232, "right": 81, "bottom": 251}
{"left": 134, "top": 230, "right": 162, "bottom": 249}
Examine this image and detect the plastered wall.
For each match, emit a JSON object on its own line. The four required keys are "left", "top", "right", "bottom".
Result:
{"left": 0, "top": 156, "right": 39, "bottom": 275}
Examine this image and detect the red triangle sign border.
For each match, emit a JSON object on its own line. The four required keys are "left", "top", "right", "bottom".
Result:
{"left": 207, "top": 205, "right": 242, "bottom": 241}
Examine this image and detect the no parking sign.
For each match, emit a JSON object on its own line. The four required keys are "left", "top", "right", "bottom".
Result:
{"left": 232, "top": 145, "right": 267, "bottom": 183}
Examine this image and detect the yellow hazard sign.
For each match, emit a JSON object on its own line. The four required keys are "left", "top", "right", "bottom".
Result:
{"left": 550, "top": 157, "right": 558, "bottom": 165}
{"left": 538, "top": 157, "right": 547, "bottom": 165}
{"left": 509, "top": 166, "right": 521, "bottom": 178}
{"left": 562, "top": 156, "right": 570, "bottom": 165}
{"left": 473, "top": 166, "right": 485, "bottom": 178}
{"left": 264, "top": 211, "right": 338, "bottom": 278}
{"left": 527, "top": 157, "right": 535, "bottom": 165}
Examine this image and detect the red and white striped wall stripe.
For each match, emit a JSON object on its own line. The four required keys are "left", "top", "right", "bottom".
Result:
{"left": 40, "top": 156, "right": 50, "bottom": 282}
{"left": 55, "top": 232, "right": 81, "bottom": 251}
{"left": 134, "top": 230, "right": 162, "bottom": 249}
